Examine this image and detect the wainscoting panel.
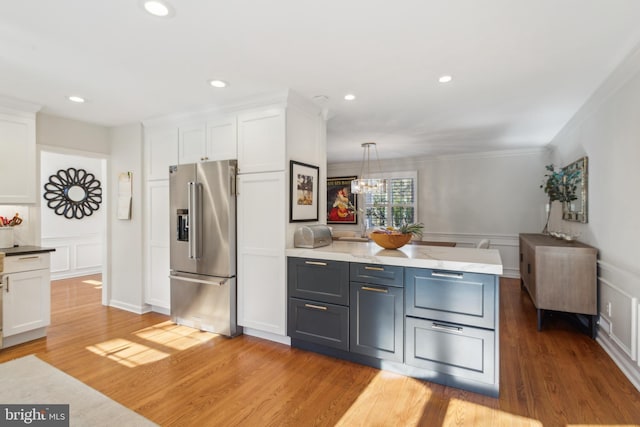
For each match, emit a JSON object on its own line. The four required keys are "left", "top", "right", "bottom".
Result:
{"left": 42, "top": 235, "right": 103, "bottom": 280}
{"left": 596, "top": 261, "right": 640, "bottom": 391}
{"left": 76, "top": 242, "right": 102, "bottom": 269}
{"left": 49, "top": 244, "right": 70, "bottom": 273}
{"left": 422, "top": 232, "right": 520, "bottom": 278}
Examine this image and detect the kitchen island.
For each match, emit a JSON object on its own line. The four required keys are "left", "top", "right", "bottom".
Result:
{"left": 285, "top": 241, "right": 503, "bottom": 397}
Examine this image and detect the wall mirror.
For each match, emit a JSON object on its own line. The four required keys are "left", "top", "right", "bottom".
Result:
{"left": 562, "top": 156, "right": 588, "bottom": 223}
{"left": 43, "top": 168, "right": 102, "bottom": 219}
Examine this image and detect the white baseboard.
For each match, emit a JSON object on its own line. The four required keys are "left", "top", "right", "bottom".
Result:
{"left": 597, "top": 332, "right": 640, "bottom": 392}
{"left": 109, "top": 299, "right": 152, "bottom": 315}
{"left": 150, "top": 305, "right": 170, "bottom": 316}
{"left": 243, "top": 327, "right": 291, "bottom": 346}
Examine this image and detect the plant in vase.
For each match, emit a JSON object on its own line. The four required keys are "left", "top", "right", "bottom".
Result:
{"left": 540, "top": 164, "right": 580, "bottom": 234}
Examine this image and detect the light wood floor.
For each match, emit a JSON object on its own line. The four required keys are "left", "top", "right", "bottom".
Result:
{"left": 1, "top": 275, "right": 639, "bottom": 426}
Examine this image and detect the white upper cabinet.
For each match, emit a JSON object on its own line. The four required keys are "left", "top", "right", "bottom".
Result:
{"left": 145, "top": 126, "right": 178, "bottom": 180}
{"left": 237, "top": 108, "right": 285, "bottom": 173}
{"left": 178, "top": 115, "right": 238, "bottom": 164}
{"left": 206, "top": 115, "right": 237, "bottom": 161}
{"left": 178, "top": 123, "right": 207, "bottom": 164}
{"left": 0, "top": 112, "right": 36, "bottom": 203}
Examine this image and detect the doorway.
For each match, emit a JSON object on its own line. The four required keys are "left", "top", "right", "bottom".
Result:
{"left": 39, "top": 148, "right": 108, "bottom": 304}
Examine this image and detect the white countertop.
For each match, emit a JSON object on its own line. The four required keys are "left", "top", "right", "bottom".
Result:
{"left": 286, "top": 241, "right": 503, "bottom": 275}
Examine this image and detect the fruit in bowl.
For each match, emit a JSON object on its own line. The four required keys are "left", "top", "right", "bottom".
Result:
{"left": 369, "top": 223, "right": 424, "bottom": 249}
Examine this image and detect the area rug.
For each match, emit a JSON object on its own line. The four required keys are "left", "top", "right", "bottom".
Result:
{"left": 0, "top": 355, "right": 157, "bottom": 426}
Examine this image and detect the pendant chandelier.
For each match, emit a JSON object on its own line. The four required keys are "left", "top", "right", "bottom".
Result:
{"left": 351, "top": 142, "right": 386, "bottom": 194}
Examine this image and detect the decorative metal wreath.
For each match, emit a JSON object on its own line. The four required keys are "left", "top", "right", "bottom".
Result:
{"left": 43, "top": 168, "right": 102, "bottom": 219}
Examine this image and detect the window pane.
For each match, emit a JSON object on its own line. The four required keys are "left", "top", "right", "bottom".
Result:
{"left": 391, "top": 178, "right": 413, "bottom": 204}
{"left": 367, "top": 206, "right": 386, "bottom": 226}
{"left": 391, "top": 207, "right": 414, "bottom": 227}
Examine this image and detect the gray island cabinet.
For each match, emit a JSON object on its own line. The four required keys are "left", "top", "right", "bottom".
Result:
{"left": 286, "top": 241, "right": 503, "bottom": 397}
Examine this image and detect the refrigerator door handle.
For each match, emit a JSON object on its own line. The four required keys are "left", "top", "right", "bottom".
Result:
{"left": 169, "top": 273, "right": 227, "bottom": 287}
{"left": 187, "top": 181, "right": 199, "bottom": 259}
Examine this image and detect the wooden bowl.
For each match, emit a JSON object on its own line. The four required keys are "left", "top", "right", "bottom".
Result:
{"left": 369, "top": 232, "right": 412, "bottom": 249}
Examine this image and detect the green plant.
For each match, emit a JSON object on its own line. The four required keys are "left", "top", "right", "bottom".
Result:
{"left": 540, "top": 164, "right": 581, "bottom": 233}
{"left": 398, "top": 222, "right": 424, "bottom": 238}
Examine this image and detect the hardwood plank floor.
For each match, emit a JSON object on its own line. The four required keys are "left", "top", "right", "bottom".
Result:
{"left": 1, "top": 275, "right": 639, "bottom": 426}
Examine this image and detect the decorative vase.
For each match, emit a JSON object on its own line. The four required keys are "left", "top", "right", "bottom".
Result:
{"left": 370, "top": 232, "right": 412, "bottom": 249}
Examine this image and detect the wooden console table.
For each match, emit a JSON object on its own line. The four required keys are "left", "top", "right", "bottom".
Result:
{"left": 519, "top": 233, "right": 598, "bottom": 338}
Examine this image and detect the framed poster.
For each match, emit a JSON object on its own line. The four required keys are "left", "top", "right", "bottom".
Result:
{"left": 327, "top": 176, "right": 357, "bottom": 224}
{"left": 289, "top": 160, "right": 319, "bottom": 222}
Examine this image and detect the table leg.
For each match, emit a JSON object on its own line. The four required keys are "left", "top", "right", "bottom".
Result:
{"left": 537, "top": 309, "right": 544, "bottom": 331}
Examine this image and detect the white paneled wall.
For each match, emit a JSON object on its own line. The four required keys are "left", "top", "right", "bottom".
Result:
{"left": 43, "top": 235, "right": 102, "bottom": 279}
{"left": 597, "top": 261, "right": 640, "bottom": 390}
{"left": 40, "top": 151, "right": 105, "bottom": 280}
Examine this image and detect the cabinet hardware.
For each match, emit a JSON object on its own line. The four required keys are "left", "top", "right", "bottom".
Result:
{"left": 18, "top": 256, "right": 40, "bottom": 261}
{"left": 364, "top": 266, "right": 384, "bottom": 271}
{"left": 304, "top": 303, "right": 327, "bottom": 311}
{"left": 5, "top": 276, "right": 9, "bottom": 292}
{"left": 520, "top": 253, "right": 523, "bottom": 262}
{"left": 527, "top": 263, "right": 531, "bottom": 274}
{"left": 431, "top": 322, "right": 463, "bottom": 333}
{"left": 361, "top": 286, "right": 388, "bottom": 293}
{"left": 305, "top": 261, "right": 327, "bottom": 266}
{"left": 431, "top": 271, "right": 463, "bottom": 279}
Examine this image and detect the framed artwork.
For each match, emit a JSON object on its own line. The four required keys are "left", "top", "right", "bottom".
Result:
{"left": 289, "top": 160, "right": 319, "bottom": 222}
{"left": 327, "top": 176, "right": 357, "bottom": 224}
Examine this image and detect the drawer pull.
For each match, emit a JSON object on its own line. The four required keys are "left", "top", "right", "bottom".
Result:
{"left": 18, "top": 256, "right": 40, "bottom": 261}
{"left": 361, "top": 286, "right": 388, "bottom": 293}
{"left": 305, "top": 261, "right": 327, "bottom": 266}
{"left": 431, "top": 271, "right": 463, "bottom": 279}
{"left": 432, "top": 323, "right": 463, "bottom": 333}
{"left": 304, "top": 303, "right": 328, "bottom": 311}
{"left": 364, "top": 266, "right": 385, "bottom": 271}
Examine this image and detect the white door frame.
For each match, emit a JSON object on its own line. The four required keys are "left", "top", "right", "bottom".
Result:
{"left": 38, "top": 145, "right": 110, "bottom": 305}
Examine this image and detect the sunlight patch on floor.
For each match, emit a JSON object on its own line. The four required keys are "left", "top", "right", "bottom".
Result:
{"left": 335, "top": 372, "right": 433, "bottom": 426}
{"left": 446, "top": 397, "right": 543, "bottom": 426}
{"left": 82, "top": 279, "right": 102, "bottom": 286}
{"left": 133, "top": 320, "right": 217, "bottom": 351}
{"left": 86, "top": 338, "right": 168, "bottom": 368}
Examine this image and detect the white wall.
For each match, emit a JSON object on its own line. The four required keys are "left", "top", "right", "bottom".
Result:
{"left": 108, "top": 123, "right": 147, "bottom": 313}
{"left": 329, "top": 148, "right": 549, "bottom": 277}
{"left": 40, "top": 151, "right": 105, "bottom": 279}
{"left": 548, "top": 45, "right": 640, "bottom": 390}
{"left": 37, "top": 114, "right": 110, "bottom": 154}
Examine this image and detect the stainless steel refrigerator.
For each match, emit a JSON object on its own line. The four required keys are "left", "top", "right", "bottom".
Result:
{"left": 169, "top": 160, "right": 241, "bottom": 337}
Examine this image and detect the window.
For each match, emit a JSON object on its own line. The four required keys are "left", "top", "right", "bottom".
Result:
{"left": 364, "top": 171, "right": 418, "bottom": 228}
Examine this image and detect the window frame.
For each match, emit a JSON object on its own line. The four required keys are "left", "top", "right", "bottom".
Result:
{"left": 363, "top": 171, "right": 418, "bottom": 228}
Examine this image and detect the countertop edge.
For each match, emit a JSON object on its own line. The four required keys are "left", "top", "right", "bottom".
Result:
{"left": 1, "top": 246, "right": 56, "bottom": 256}
{"left": 286, "top": 241, "right": 503, "bottom": 275}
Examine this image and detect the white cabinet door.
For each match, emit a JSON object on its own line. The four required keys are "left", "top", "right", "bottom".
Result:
{"left": 0, "top": 113, "right": 36, "bottom": 203}
{"left": 237, "top": 171, "right": 286, "bottom": 335}
{"left": 237, "top": 108, "right": 285, "bottom": 173}
{"left": 178, "top": 123, "right": 207, "bottom": 164}
{"left": 145, "top": 180, "right": 170, "bottom": 310}
{"left": 207, "top": 115, "right": 237, "bottom": 161}
{"left": 145, "top": 126, "right": 178, "bottom": 180}
{"left": 2, "top": 268, "right": 50, "bottom": 337}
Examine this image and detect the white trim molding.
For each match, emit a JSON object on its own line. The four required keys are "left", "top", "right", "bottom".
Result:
{"left": 596, "top": 260, "right": 640, "bottom": 392}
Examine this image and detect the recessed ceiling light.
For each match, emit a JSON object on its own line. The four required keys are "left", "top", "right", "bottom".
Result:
{"left": 208, "top": 79, "right": 228, "bottom": 88}
{"left": 344, "top": 94, "right": 356, "bottom": 101}
{"left": 439, "top": 75, "right": 453, "bottom": 83}
{"left": 68, "top": 96, "right": 85, "bottom": 103}
{"left": 142, "top": 0, "right": 174, "bottom": 17}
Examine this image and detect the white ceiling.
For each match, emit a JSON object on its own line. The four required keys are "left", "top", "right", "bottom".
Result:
{"left": 2, "top": 0, "right": 640, "bottom": 162}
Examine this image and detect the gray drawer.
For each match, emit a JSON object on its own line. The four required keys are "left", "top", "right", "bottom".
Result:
{"left": 350, "top": 263, "right": 403, "bottom": 287}
{"left": 288, "top": 257, "right": 349, "bottom": 305}
{"left": 405, "top": 268, "right": 496, "bottom": 329}
{"left": 405, "top": 316, "right": 496, "bottom": 385}
{"left": 288, "top": 297, "right": 349, "bottom": 351}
